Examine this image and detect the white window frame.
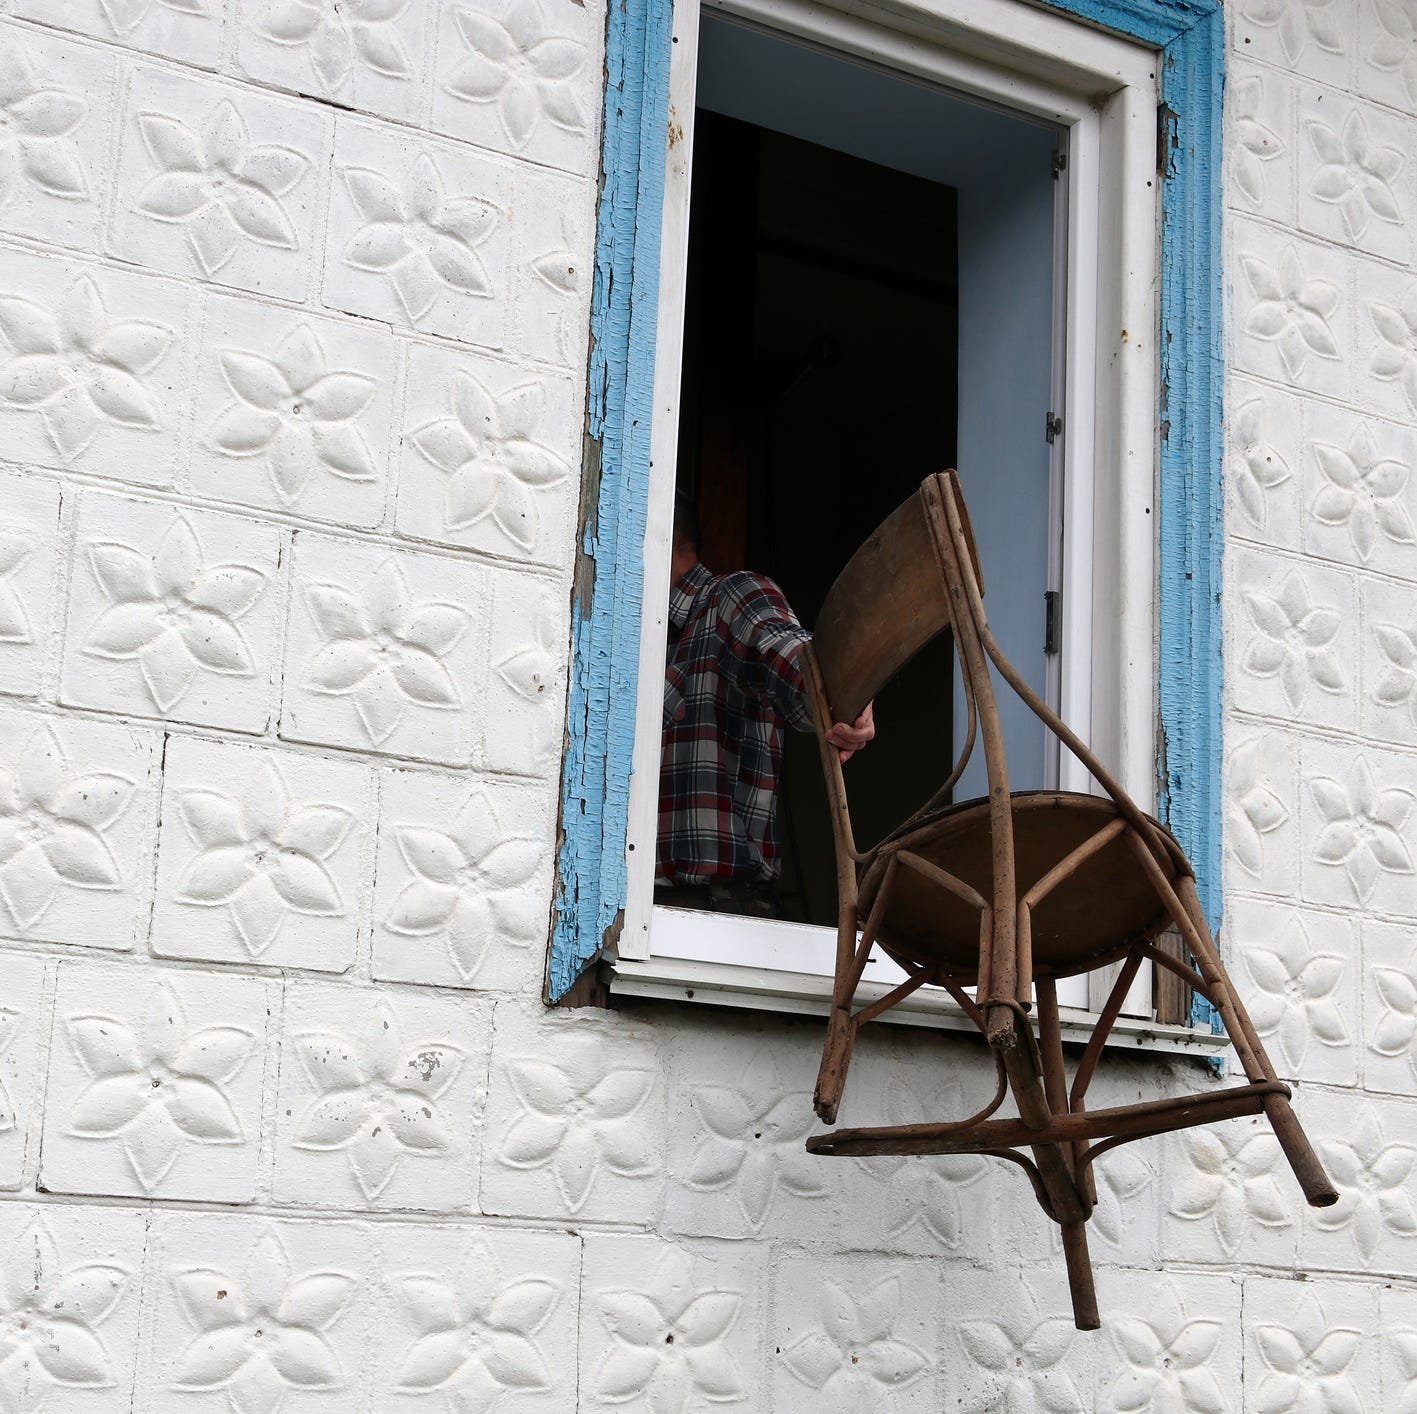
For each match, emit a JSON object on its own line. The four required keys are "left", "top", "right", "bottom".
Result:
{"left": 610, "top": 0, "right": 1226, "bottom": 1060}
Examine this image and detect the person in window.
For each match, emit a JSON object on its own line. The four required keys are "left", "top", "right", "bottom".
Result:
{"left": 655, "top": 497, "right": 875, "bottom": 915}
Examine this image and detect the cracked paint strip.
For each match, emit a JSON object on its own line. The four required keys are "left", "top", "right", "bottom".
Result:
{"left": 550, "top": 0, "right": 673, "bottom": 1001}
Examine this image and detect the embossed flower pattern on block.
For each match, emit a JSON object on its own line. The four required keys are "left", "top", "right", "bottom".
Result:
{"left": 208, "top": 322, "right": 378, "bottom": 503}
{"left": 170, "top": 1230, "right": 355, "bottom": 1414}
{"left": 0, "top": 723, "right": 134, "bottom": 934}
{"left": 135, "top": 99, "right": 309, "bottom": 276}
{"left": 0, "top": 1217, "right": 128, "bottom": 1410}
{"left": 291, "top": 999, "right": 464, "bottom": 1199}
{"left": 1232, "top": 77, "right": 1284, "bottom": 209}
{"left": 65, "top": 981, "right": 254, "bottom": 1192}
{"left": 1241, "top": 915, "right": 1348, "bottom": 1071}
{"left": 0, "top": 35, "right": 88, "bottom": 206}
{"left": 301, "top": 558, "right": 468, "bottom": 746}
{"left": 495, "top": 599, "right": 562, "bottom": 765}
{"left": 1240, "top": 0, "right": 1344, "bottom": 66}
{"left": 83, "top": 516, "right": 267, "bottom": 714}
{"left": 1254, "top": 1295, "right": 1362, "bottom": 1414}
{"left": 1230, "top": 397, "right": 1292, "bottom": 531}
{"left": 1369, "top": 288, "right": 1417, "bottom": 413}
{"left": 1373, "top": 947, "right": 1417, "bottom": 1071}
{"left": 385, "top": 791, "right": 542, "bottom": 980}
{"left": 683, "top": 1085, "right": 826, "bottom": 1227}
{"left": 594, "top": 1249, "right": 745, "bottom": 1412}
{"left": 1242, "top": 245, "right": 1341, "bottom": 379}
{"left": 859, "top": 1079, "right": 988, "bottom": 1248}
{"left": 1311, "top": 426, "right": 1415, "bottom": 562}
{"left": 1109, "top": 1284, "right": 1227, "bottom": 1414}
{"left": 342, "top": 154, "right": 499, "bottom": 322}
{"left": 529, "top": 208, "right": 581, "bottom": 363}
{"left": 0, "top": 530, "right": 35, "bottom": 647}
{"left": 411, "top": 372, "right": 570, "bottom": 552}
{"left": 1080, "top": 1147, "right": 1154, "bottom": 1253}
{"left": 0, "top": 273, "right": 169, "bottom": 463}
{"left": 1316, "top": 1110, "right": 1417, "bottom": 1262}
{"left": 444, "top": 2, "right": 587, "bottom": 148}
{"left": 1242, "top": 571, "right": 1344, "bottom": 711}
{"left": 1170, "top": 1127, "right": 1292, "bottom": 1258}
{"left": 1227, "top": 738, "right": 1289, "bottom": 880}
{"left": 1307, "top": 111, "right": 1404, "bottom": 242}
{"left": 498, "top": 1049, "right": 653, "bottom": 1213}
{"left": 174, "top": 758, "right": 353, "bottom": 956}
{"left": 1374, "top": 616, "right": 1417, "bottom": 727}
{"left": 1391, "top": 1322, "right": 1417, "bottom": 1414}
{"left": 1309, "top": 757, "right": 1415, "bottom": 903}
{"left": 257, "top": 0, "right": 413, "bottom": 93}
{"left": 955, "top": 1286, "right": 1082, "bottom": 1414}
{"left": 393, "top": 1244, "right": 557, "bottom": 1403}
{"left": 781, "top": 1275, "right": 930, "bottom": 1410}
{"left": 102, "top": 0, "right": 209, "bottom": 37}
{"left": 1371, "top": 0, "right": 1417, "bottom": 106}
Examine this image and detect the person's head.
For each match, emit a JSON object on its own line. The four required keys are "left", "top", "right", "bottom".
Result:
{"left": 671, "top": 493, "right": 700, "bottom": 582}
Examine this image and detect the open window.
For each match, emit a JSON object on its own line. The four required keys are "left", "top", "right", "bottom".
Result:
{"left": 604, "top": 0, "right": 1224, "bottom": 1056}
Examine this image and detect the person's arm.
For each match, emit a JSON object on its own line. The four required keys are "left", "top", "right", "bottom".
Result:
{"left": 715, "top": 573, "right": 814, "bottom": 729}
{"left": 718, "top": 574, "right": 876, "bottom": 760}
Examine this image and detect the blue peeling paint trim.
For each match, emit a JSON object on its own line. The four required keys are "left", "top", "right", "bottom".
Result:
{"left": 1041, "top": 0, "right": 1225, "bottom": 1034}
{"left": 549, "top": 0, "right": 674, "bottom": 1001}
{"left": 1157, "top": 14, "right": 1226, "bottom": 1036}
{"left": 555, "top": 0, "right": 1227, "bottom": 1033}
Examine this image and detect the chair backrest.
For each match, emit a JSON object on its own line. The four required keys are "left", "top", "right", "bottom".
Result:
{"left": 812, "top": 474, "right": 981, "bottom": 728}
{"left": 810, "top": 469, "right": 1169, "bottom": 883}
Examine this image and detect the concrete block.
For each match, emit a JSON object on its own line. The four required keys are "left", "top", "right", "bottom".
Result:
{"left": 191, "top": 294, "right": 398, "bottom": 528}
{"left": 62, "top": 491, "right": 284, "bottom": 733}
{"left": 372, "top": 767, "right": 555, "bottom": 992}
{"left": 152, "top": 734, "right": 372, "bottom": 972}
{"left": 271, "top": 980, "right": 490, "bottom": 1210}
{"left": 0, "top": 704, "right": 157, "bottom": 951}
{"left": 280, "top": 531, "right": 486, "bottom": 764}
{"left": 41, "top": 961, "right": 271, "bottom": 1200}
{"left": 110, "top": 66, "right": 330, "bottom": 301}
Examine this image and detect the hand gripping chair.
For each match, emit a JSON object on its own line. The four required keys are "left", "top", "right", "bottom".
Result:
{"left": 801, "top": 471, "right": 1337, "bottom": 1330}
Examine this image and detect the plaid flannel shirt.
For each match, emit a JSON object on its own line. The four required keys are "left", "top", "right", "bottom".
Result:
{"left": 657, "top": 562, "right": 814, "bottom": 885}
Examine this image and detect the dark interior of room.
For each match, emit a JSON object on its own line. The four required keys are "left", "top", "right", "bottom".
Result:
{"left": 675, "top": 111, "right": 961, "bottom": 926}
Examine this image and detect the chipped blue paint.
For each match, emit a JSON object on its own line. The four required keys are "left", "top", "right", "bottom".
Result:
{"left": 555, "top": 0, "right": 1227, "bottom": 1034}
{"left": 549, "top": 0, "right": 673, "bottom": 1001}
{"left": 1040, "top": 0, "right": 1225, "bottom": 1033}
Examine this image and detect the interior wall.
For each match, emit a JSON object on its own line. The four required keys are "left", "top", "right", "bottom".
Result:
{"left": 697, "top": 14, "right": 1058, "bottom": 797}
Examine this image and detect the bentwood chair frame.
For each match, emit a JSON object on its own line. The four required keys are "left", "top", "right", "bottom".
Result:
{"left": 802, "top": 471, "right": 1336, "bottom": 1330}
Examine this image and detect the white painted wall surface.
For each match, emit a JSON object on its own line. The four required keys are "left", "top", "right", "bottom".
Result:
{"left": 0, "top": 0, "right": 1410, "bottom": 1410}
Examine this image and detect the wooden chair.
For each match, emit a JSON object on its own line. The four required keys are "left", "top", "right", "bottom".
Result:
{"left": 802, "top": 470, "right": 1336, "bottom": 1330}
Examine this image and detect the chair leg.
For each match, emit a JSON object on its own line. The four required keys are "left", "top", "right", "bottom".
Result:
{"left": 813, "top": 1004, "right": 853, "bottom": 1125}
{"left": 1262, "top": 1091, "right": 1339, "bottom": 1208}
{"left": 1060, "top": 1217, "right": 1100, "bottom": 1331}
{"left": 1173, "top": 876, "right": 1339, "bottom": 1209}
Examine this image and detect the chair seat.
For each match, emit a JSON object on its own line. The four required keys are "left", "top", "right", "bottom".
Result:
{"left": 859, "top": 791, "right": 1189, "bottom": 983}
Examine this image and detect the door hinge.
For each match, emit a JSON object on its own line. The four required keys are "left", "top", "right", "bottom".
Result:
{"left": 1157, "top": 102, "right": 1177, "bottom": 177}
{"left": 1051, "top": 150, "right": 1067, "bottom": 180}
{"left": 1044, "top": 591, "right": 1061, "bottom": 656}
{"left": 1045, "top": 411, "right": 1063, "bottom": 444}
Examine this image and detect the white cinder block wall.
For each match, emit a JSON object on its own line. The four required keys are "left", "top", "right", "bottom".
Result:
{"left": 0, "top": 0, "right": 1412, "bottom": 1409}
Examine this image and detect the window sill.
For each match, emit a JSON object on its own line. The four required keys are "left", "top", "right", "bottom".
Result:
{"left": 609, "top": 911, "right": 1230, "bottom": 1062}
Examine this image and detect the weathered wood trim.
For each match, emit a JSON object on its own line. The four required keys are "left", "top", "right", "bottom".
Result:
{"left": 549, "top": 0, "right": 674, "bottom": 1001}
